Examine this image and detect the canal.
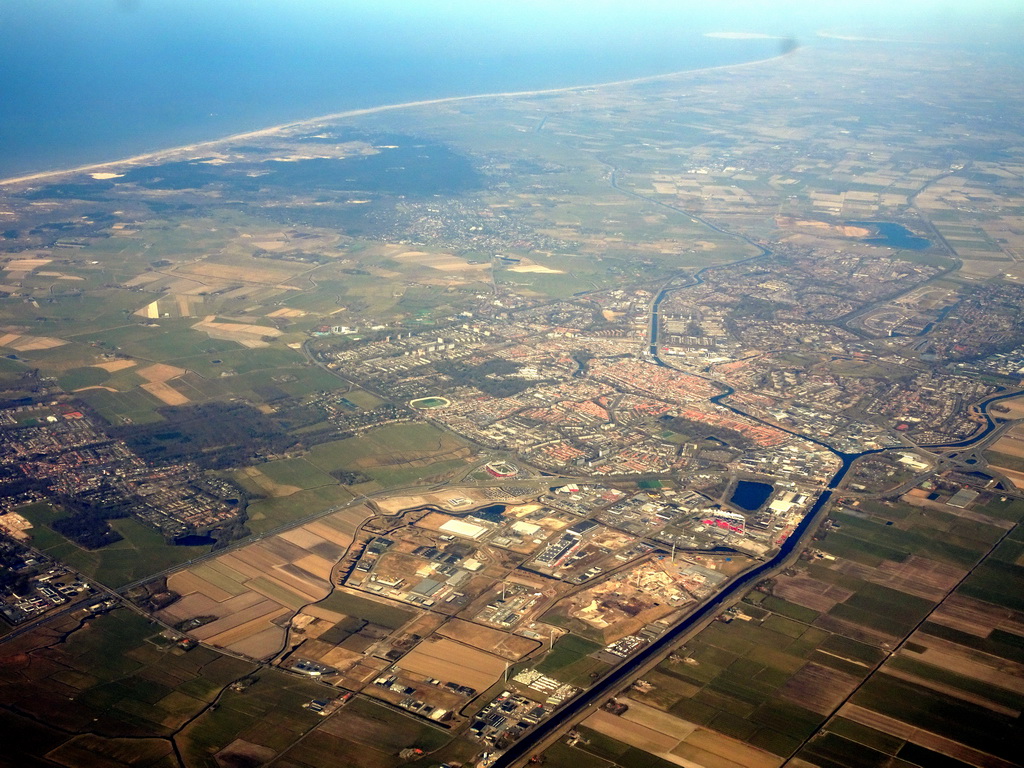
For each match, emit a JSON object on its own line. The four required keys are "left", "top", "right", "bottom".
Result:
{"left": 495, "top": 274, "right": 1021, "bottom": 767}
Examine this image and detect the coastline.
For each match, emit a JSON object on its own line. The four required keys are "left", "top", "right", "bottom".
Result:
{"left": 0, "top": 50, "right": 793, "bottom": 188}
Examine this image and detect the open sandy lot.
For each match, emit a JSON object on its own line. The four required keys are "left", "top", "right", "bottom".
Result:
{"left": 138, "top": 363, "right": 187, "bottom": 383}
{"left": 3, "top": 258, "right": 52, "bottom": 271}
{"left": 619, "top": 698, "right": 698, "bottom": 740}
{"left": 508, "top": 264, "right": 565, "bottom": 274}
{"left": 141, "top": 381, "right": 190, "bottom": 405}
{"left": 192, "top": 317, "right": 282, "bottom": 348}
{"left": 992, "top": 395, "right": 1024, "bottom": 420}
{"left": 374, "top": 488, "right": 498, "bottom": 516}
{"left": 989, "top": 426, "right": 1024, "bottom": 459}
{"left": 173, "top": 261, "right": 306, "bottom": 285}
{"left": 92, "top": 359, "right": 137, "bottom": 372}
{"left": 135, "top": 363, "right": 190, "bottom": 404}
{"left": 0, "top": 333, "right": 67, "bottom": 351}
{"left": 993, "top": 467, "right": 1024, "bottom": 489}
{"left": 587, "top": 709, "right": 679, "bottom": 755}
{"left": 436, "top": 619, "right": 538, "bottom": 660}
{"left": 394, "top": 250, "right": 490, "bottom": 272}
{"left": 266, "top": 307, "right": 306, "bottom": 318}
{"left": 778, "top": 218, "right": 872, "bottom": 238}
{"left": 674, "top": 729, "right": 783, "bottom": 768}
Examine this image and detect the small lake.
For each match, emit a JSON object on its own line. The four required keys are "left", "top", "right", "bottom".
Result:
{"left": 472, "top": 504, "right": 507, "bottom": 523}
{"left": 730, "top": 481, "right": 774, "bottom": 511}
{"left": 174, "top": 534, "right": 216, "bottom": 547}
{"left": 847, "top": 221, "right": 932, "bottom": 251}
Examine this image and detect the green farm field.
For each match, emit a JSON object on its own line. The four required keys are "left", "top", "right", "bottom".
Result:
{"left": 244, "top": 484, "right": 355, "bottom": 534}
{"left": 276, "top": 696, "right": 452, "bottom": 768}
{"left": 19, "top": 502, "right": 211, "bottom": 587}
{"left": 0, "top": 609, "right": 261, "bottom": 766}
{"left": 535, "top": 634, "right": 610, "bottom": 687}
{"left": 581, "top": 501, "right": 1023, "bottom": 767}
{"left": 305, "top": 423, "right": 471, "bottom": 488}
{"left": 313, "top": 590, "right": 414, "bottom": 629}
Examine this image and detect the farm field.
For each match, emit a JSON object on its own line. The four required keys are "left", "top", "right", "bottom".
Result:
{"left": 176, "top": 666, "right": 329, "bottom": 767}
{"left": 0, "top": 608, "right": 324, "bottom": 768}
{"left": 274, "top": 696, "right": 453, "bottom": 768}
{"left": 68, "top": 345, "right": 346, "bottom": 426}
{"left": 552, "top": 725, "right": 687, "bottom": 768}
{"left": 535, "top": 634, "right": 611, "bottom": 687}
{"left": 582, "top": 700, "right": 782, "bottom": 768}
{"left": 244, "top": 483, "right": 357, "bottom": 534}
{"left": 312, "top": 588, "right": 417, "bottom": 630}
{"left": 159, "top": 504, "right": 368, "bottom": 660}
{"left": 541, "top": 501, "right": 1024, "bottom": 768}
{"left": 790, "top": 522, "right": 1024, "bottom": 768}
{"left": 986, "top": 428, "right": 1024, "bottom": 488}
{"left": 395, "top": 637, "right": 508, "bottom": 693}
{"left": 435, "top": 618, "right": 539, "bottom": 661}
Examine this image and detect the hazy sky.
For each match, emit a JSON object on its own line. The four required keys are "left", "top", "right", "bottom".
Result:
{"left": 2, "top": 0, "right": 1022, "bottom": 47}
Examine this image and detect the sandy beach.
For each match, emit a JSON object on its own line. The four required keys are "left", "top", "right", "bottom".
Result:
{"left": 0, "top": 50, "right": 791, "bottom": 189}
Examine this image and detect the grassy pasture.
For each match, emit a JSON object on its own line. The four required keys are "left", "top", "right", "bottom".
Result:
{"left": 985, "top": 449, "right": 1024, "bottom": 474}
{"left": 76, "top": 385, "right": 167, "bottom": 425}
{"left": 244, "top": 484, "right": 354, "bottom": 534}
{"left": 304, "top": 423, "right": 470, "bottom": 488}
{"left": 973, "top": 496, "right": 1024, "bottom": 523}
{"left": 314, "top": 590, "right": 414, "bottom": 629}
{"left": 822, "top": 510, "right": 988, "bottom": 569}
{"left": 258, "top": 457, "right": 338, "bottom": 490}
{"left": 19, "top": 502, "right": 211, "bottom": 587}
{"left": 178, "top": 667, "right": 325, "bottom": 764}
{"left": 0, "top": 609, "right": 261, "bottom": 766}
{"left": 535, "top": 634, "right": 610, "bottom": 686}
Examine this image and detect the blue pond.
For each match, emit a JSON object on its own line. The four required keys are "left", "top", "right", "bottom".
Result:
{"left": 730, "top": 481, "right": 774, "bottom": 511}
{"left": 471, "top": 504, "right": 507, "bottom": 523}
{"left": 847, "top": 221, "right": 932, "bottom": 251}
{"left": 174, "top": 534, "right": 215, "bottom": 546}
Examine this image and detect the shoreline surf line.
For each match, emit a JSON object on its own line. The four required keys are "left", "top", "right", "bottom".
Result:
{"left": 0, "top": 49, "right": 795, "bottom": 188}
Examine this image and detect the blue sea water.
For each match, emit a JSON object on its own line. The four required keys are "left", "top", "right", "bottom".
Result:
{"left": 2, "top": 1, "right": 1020, "bottom": 179}
{"left": 0, "top": 1, "right": 786, "bottom": 177}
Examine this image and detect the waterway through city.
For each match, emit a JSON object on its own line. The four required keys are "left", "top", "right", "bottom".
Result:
{"left": 495, "top": 267, "right": 1022, "bottom": 767}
